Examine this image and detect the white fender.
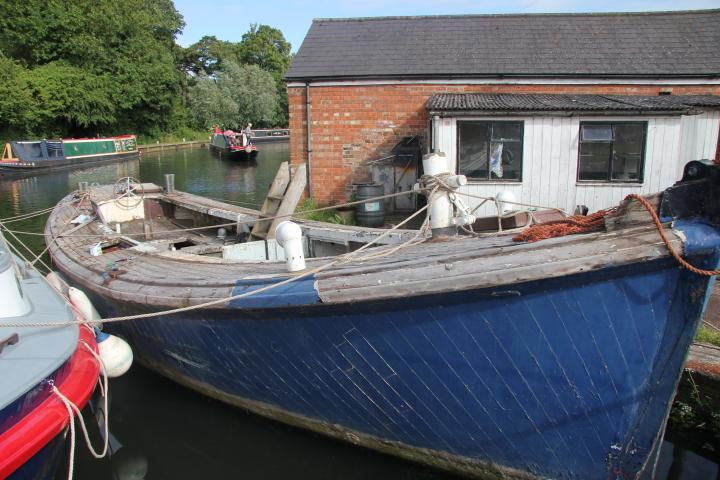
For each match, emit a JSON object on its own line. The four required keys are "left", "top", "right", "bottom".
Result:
{"left": 68, "top": 287, "right": 102, "bottom": 328}
{"left": 496, "top": 190, "right": 519, "bottom": 215}
{"left": 45, "top": 271, "right": 69, "bottom": 296}
{"left": 96, "top": 331, "right": 133, "bottom": 378}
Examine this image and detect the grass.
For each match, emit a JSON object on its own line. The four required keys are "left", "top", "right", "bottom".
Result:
{"left": 136, "top": 128, "right": 210, "bottom": 145}
{"left": 294, "top": 199, "right": 348, "bottom": 225}
{"left": 696, "top": 325, "right": 720, "bottom": 347}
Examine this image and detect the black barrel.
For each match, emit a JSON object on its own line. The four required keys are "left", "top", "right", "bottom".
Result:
{"left": 355, "top": 183, "right": 385, "bottom": 227}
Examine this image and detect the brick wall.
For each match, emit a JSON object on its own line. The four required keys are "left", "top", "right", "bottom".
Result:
{"left": 288, "top": 83, "right": 720, "bottom": 204}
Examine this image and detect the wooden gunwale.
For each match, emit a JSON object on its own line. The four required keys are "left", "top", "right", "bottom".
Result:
{"left": 46, "top": 188, "right": 684, "bottom": 308}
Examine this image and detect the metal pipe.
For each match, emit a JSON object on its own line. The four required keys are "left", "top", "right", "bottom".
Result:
{"left": 164, "top": 174, "right": 175, "bottom": 193}
{"left": 305, "top": 82, "right": 313, "bottom": 198}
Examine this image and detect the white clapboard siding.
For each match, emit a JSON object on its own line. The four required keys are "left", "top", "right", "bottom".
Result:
{"left": 435, "top": 113, "right": 719, "bottom": 215}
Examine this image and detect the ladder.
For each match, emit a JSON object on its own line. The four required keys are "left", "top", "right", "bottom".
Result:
{"left": 251, "top": 162, "right": 307, "bottom": 240}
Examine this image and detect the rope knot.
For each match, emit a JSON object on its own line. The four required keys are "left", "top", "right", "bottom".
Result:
{"left": 418, "top": 172, "right": 455, "bottom": 193}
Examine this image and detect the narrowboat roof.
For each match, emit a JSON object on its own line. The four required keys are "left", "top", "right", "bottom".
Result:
{"left": 286, "top": 9, "right": 720, "bottom": 81}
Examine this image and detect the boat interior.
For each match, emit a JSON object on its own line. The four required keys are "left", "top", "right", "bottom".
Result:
{"left": 75, "top": 181, "right": 561, "bottom": 265}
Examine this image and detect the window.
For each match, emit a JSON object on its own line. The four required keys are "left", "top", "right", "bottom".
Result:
{"left": 457, "top": 121, "right": 523, "bottom": 181}
{"left": 578, "top": 122, "right": 646, "bottom": 182}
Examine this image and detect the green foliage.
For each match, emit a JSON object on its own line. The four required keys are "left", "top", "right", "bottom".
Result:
{"left": 696, "top": 325, "right": 720, "bottom": 347}
{"left": 239, "top": 24, "right": 292, "bottom": 80}
{"left": 136, "top": 127, "right": 210, "bottom": 145}
{"left": 295, "top": 199, "right": 347, "bottom": 225}
{"left": 182, "top": 24, "right": 292, "bottom": 127}
{"left": 188, "top": 62, "right": 279, "bottom": 130}
{"left": 0, "top": 4, "right": 293, "bottom": 139}
{"left": 0, "top": 0, "right": 185, "bottom": 138}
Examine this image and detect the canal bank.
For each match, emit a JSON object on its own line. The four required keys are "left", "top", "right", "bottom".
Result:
{"left": 0, "top": 145, "right": 718, "bottom": 480}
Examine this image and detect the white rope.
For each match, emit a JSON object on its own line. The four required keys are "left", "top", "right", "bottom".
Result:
{"left": 0, "top": 206, "right": 56, "bottom": 223}
{"left": 52, "top": 340, "right": 109, "bottom": 480}
{"left": 0, "top": 201, "right": 432, "bottom": 328}
{"left": 52, "top": 384, "right": 76, "bottom": 480}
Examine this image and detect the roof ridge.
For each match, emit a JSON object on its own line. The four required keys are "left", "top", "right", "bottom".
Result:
{"left": 312, "top": 9, "right": 720, "bottom": 23}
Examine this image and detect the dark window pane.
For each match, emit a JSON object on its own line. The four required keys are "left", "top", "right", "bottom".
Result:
{"left": 581, "top": 125, "right": 613, "bottom": 142}
{"left": 578, "top": 142, "right": 611, "bottom": 181}
{"left": 458, "top": 121, "right": 522, "bottom": 180}
{"left": 458, "top": 122, "right": 489, "bottom": 179}
{"left": 489, "top": 141, "right": 522, "bottom": 180}
{"left": 613, "top": 124, "right": 644, "bottom": 155}
{"left": 491, "top": 123, "right": 522, "bottom": 141}
{"left": 611, "top": 153, "right": 642, "bottom": 181}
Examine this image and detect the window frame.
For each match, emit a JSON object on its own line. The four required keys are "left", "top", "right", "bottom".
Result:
{"left": 456, "top": 120, "right": 524, "bottom": 182}
{"left": 577, "top": 121, "right": 647, "bottom": 184}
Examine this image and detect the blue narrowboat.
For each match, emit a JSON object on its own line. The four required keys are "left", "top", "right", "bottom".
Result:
{"left": 45, "top": 160, "right": 720, "bottom": 479}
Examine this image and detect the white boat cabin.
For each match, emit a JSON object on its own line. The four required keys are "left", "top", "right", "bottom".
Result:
{"left": 428, "top": 93, "right": 720, "bottom": 215}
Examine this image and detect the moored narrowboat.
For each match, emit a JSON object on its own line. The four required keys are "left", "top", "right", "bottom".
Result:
{"left": 0, "top": 135, "right": 139, "bottom": 175}
{"left": 209, "top": 128, "right": 258, "bottom": 161}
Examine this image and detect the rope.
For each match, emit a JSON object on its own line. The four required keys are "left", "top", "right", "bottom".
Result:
{"left": 1, "top": 190, "right": 421, "bottom": 239}
{"left": 53, "top": 340, "right": 110, "bottom": 480}
{"left": 512, "top": 209, "right": 612, "bottom": 243}
{"left": 0, "top": 205, "right": 56, "bottom": 223}
{"left": 512, "top": 193, "right": 720, "bottom": 277}
{"left": 624, "top": 194, "right": 720, "bottom": 277}
{"left": 53, "top": 384, "right": 76, "bottom": 480}
{"left": 0, "top": 200, "right": 433, "bottom": 328}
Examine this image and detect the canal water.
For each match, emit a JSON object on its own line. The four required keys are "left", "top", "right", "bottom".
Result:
{"left": 0, "top": 142, "right": 717, "bottom": 479}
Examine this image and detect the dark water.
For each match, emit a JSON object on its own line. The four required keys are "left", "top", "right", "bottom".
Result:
{"left": 0, "top": 144, "right": 716, "bottom": 479}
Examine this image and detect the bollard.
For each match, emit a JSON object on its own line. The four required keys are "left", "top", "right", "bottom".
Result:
{"left": 78, "top": 181, "right": 89, "bottom": 193}
{"left": 164, "top": 174, "right": 175, "bottom": 194}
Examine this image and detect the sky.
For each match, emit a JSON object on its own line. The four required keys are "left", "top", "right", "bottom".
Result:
{"left": 174, "top": 0, "right": 720, "bottom": 52}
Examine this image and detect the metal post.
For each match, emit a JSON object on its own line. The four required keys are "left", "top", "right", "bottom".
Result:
{"left": 164, "top": 174, "right": 175, "bottom": 194}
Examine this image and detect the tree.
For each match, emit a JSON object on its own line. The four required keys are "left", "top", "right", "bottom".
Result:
{"left": 181, "top": 36, "right": 241, "bottom": 76}
{"left": 0, "top": 0, "right": 185, "bottom": 138}
{"left": 238, "top": 24, "right": 292, "bottom": 127}
{"left": 238, "top": 24, "right": 292, "bottom": 80}
{"left": 188, "top": 61, "right": 278, "bottom": 130}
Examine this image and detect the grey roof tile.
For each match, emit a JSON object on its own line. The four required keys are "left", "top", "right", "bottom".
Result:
{"left": 425, "top": 93, "right": 720, "bottom": 113}
{"left": 286, "top": 10, "right": 720, "bottom": 80}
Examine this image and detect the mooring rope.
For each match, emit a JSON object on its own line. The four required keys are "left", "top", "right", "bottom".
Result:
{"left": 0, "top": 189, "right": 423, "bottom": 239}
{"left": 52, "top": 339, "right": 110, "bottom": 480}
{"left": 0, "top": 196, "right": 434, "bottom": 328}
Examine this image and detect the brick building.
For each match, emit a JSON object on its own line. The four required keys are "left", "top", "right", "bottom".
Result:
{"left": 285, "top": 10, "right": 720, "bottom": 212}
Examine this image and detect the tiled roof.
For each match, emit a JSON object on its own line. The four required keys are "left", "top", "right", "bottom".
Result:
{"left": 286, "top": 10, "right": 720, "bottom": 80}
{"left": 425, "top": 93, "right": 720, "bottom": 114}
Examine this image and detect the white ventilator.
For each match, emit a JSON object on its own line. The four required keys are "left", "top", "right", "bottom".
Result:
{"left": 69, "top": 287, "right": 103, "bottom": 328}
{"left": 275, "top": 221, "right": 306, "bottom": 272}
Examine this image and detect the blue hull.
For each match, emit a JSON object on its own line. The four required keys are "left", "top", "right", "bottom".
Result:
{"left": 95, "top": 251, "right": 718, "bottom": 479}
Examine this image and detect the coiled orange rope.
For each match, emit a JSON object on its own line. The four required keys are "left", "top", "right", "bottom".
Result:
{"left": 514, "top": 193, "right": 720, "bottom": 277}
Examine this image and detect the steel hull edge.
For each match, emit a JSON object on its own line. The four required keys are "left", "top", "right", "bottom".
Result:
{"left": 73, "top": 253, "right": 718, "bottom": 480}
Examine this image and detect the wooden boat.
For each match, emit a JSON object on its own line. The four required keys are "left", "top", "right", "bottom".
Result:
{"left": 44, "top": 159, "right": 720, "bottom": 479}
{"left": 0, "top": 236, "right": 100, "bottom": 479}
{"left": 210, "top": 130, "right": 258, "bottom": 160}
{"left": 0, "top": 135, "right": 139, "bottom": 175}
